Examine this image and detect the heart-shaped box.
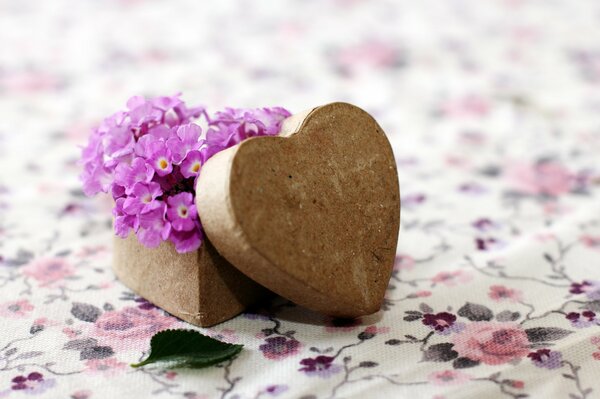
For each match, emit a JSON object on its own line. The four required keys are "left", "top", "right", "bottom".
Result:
{"left": 196, "top": 102, "right": 400, "bottom": 318}
{"left": 113, "top": 102, "right": 399, "bottom": 326}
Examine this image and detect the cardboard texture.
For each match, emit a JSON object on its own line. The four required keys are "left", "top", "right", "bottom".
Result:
{"left": 196, "top": 102, "right": 400, "bottom": 318}
{"left": 113, "top": 235, "right": 270, "bottom": 327}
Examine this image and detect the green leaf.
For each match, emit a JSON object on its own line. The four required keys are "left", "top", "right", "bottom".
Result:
{"left": 131, "top": 329, "right": 243, "bottom": 369}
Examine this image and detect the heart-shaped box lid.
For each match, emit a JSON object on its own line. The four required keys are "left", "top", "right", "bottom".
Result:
{"left": 196, "top": 102, "right": 400, "bottom": 318}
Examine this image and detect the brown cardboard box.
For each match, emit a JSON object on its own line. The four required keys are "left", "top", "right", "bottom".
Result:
{"left": 112, "top": 234, "right": 270, "bottom": 327}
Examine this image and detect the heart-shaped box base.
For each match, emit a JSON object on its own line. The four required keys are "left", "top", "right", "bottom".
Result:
{"left": 112, "top": 235, "right": 270, "bottom": 327}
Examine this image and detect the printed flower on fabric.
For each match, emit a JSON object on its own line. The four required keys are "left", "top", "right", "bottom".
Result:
{"left": 393, "top": 254, "right": 415, "bottom": 271}
{"left": 22, "top": 258, "right": 75, "bottom": 287}
{"left": 259, "top": 337, "right": 301, "bottom": 360}
{"left": 80, "top": 94, "right": 290, "bottom": 253}
{"left": 581, "top": 235, "right": 600, "bottom": 250}
{"left": 428, "top": 370, "right": 471, "bottom": 386}
{"left": 528, "top": 349, "right": 562, "bottom": 369}
{"left": 591, "top": 337, "right": 600, "bottom": 360}
{"left": 505, "top": 160, "right": 574, "bottom": 197}
{"left": 431, "top": 270, "right": 472, "bottom": 287}
{"left": 569, "top": 280, "right": 600, "bottom": 300}
{"left": 298, "top": 356, "right": 342, "bottom": 378}
{"left": 565, "top": 311, "right": 600, "bottom": 328}
{"left": 11, "top": 372, "right": 55, "bottom": 395}
{"left": 0, "top": 299, "right": 34, "bottom": 318}
{"left": 488, "top": 285, "right": 523, "bottom": 303}
{"left": 422, "top": 312, "right": 465, "bottom": 335}
{"left": 92, "top": 306, "right": 176, "bottom": 350}
{"left": 451, "top": 322, "right": 530, "bottom": 365}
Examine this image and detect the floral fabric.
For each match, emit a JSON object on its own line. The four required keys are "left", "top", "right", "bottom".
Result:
{"left": 1, "top": 0, "right": 600, "bottom": 398}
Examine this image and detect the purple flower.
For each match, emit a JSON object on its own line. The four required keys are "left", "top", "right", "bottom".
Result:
{"left": 422, "top": 312, "right": 457, "bottom": 332}
{"left": 113, "top": 198, "right": 138, "bottom": 238}
{"left": 137, "top": 203, "right": 170, "bottom": 248}
{"left": 79, "top": 94, "right": 290, "bottom": 253}
{"left": 528, "top": 349, "right": 562, "bottom": 369}
{"left": 123, "top": 182, "right": 163, "bottom": 215}
{"left": 298, "top": 356, "right": 342, "bottom": 378}
{"left": 166, "top": 193, "right": 197, "bottom": 232}
{"left": 102, "top": 125, "right": 135, "bottom": 161}
{"left": 180, "top": 150, "right": 205, "bottom": 179}
{"left": 114, "top": 158, "right": 154, "bottom": 193}
{"left": 11, "top": 372, "right": 55, "bottom": 394}
{"left": 147, "top": 142, "right": 173, "bottom": 177}
{"left": 169, "top": 229, "right": 201, "bottom": 253}
{"left": 166, "top": 124, "right": 203, "bottom": 164}
{"left": 259, "top": 337, "right": 301, "bottom": 360}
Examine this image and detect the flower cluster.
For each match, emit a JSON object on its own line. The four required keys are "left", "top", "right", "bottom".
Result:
{"left": 80, "top": 94, "right": 290, "bottom": 252}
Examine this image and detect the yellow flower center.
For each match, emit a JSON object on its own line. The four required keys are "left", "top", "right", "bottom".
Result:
{"left": 192, "top": 162, "right": 201, "bottom": 173}
{"left": 159, "top": 159, "right": 168, "bottom": 170}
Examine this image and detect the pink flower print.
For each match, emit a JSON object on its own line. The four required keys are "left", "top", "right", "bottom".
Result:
{"left": 488, "top": 285, "right": 523, "bottom": 303}
{"left": 431, "top": 270, "right": 472, "bottom": 287}
{"left": 581, "top": 235, "right": 600, "bottom": 250}
{"left": 364, "top": 325, "right": 390, "bottom": 335}
{"left": 407, "top": 290, "right": 432, "bottom": 298}
{"left": 592, "top": 337, "right": 600, "bottom": 360}
{"left": 506, "top": 160, "right": 574, "bottom": 197}
{"left": 334, "top": 40, "right": 403, "bottom": 74}
{"left": 451, "top": 322, "right": 530, "bottom": 365}
{"left": 428, "top": 370, "right": 471, "bottom": 386}
{"left": 0, "top": 299, "right": 33, "bottom": 318}
{"left": 70, "top": 390, "right": 92, "bottom": 399}
{"left": 22, "top": 258, "right": 75, "bottom": 287}
{"left": 440, "top": 94, "right": 490, "bottom": 118}
{"left": 93, "top": 306, "right": 176, "bottom": 350}
{"left": 393, "top": 254, "right": 415, "bottom": 271}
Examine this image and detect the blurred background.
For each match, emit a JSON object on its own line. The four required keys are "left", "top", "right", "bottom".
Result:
{"left": 1, "top": 1, "right": 600, "bottom": 397}
{"left": 2, "top": 0, "right": 599, "bottom": 237}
